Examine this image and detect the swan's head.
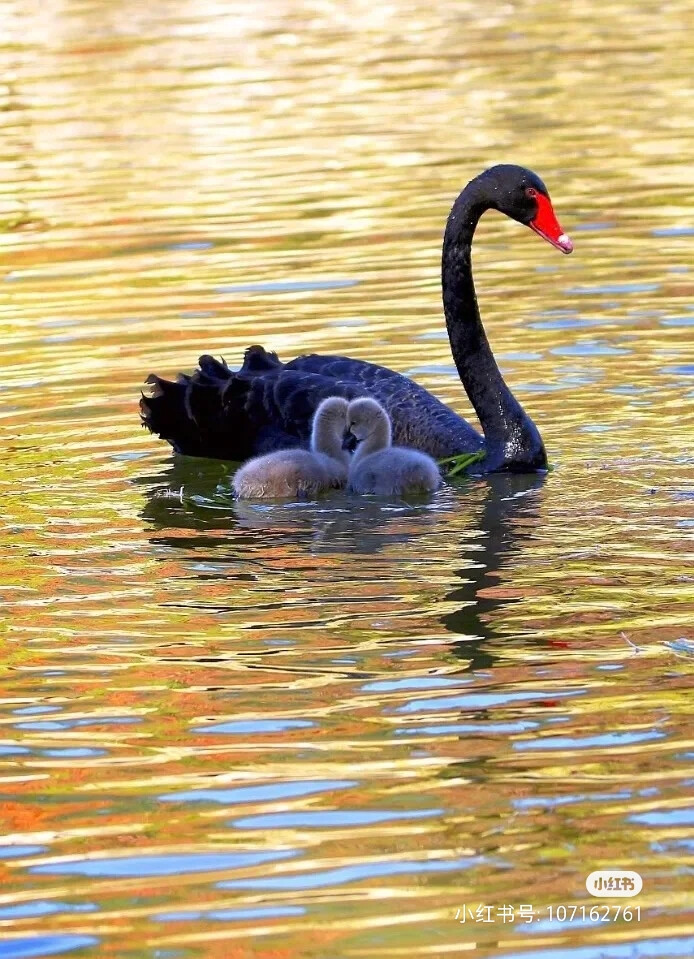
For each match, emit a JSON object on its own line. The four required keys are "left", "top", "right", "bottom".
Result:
{"left": 314, "top": 396, "right": 349, "bottom": 427}
{"left": 311, "top": 396, "right": 351, "bottom": 465}
{"left": 312, "top": 396, "right": 349, "bottom": 443}
{"left": 342, "top": 398, "right": 391, "bottom": 453}
{"left": 480, "top": 164, "right": 573, "bottom": 254}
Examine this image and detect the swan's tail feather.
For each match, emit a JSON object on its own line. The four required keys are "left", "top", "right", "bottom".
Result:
{"left": 140, "top": 374, "right": 201, "bottom": 455}
{"left": 140, "top": 349, "right": 289, "bottom": 460}
{"left": 140, "top": 374, "right": 244, "bottom": 460}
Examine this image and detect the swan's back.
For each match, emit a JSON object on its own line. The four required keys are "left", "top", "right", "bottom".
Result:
{"left": 141, "top": 347, "right": 481, "bottom": 462}
{"left": 349, "top": 447, "right": 442, "bottom": 496}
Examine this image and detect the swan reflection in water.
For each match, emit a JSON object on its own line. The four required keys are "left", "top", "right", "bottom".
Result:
{"left": 138, "top": 460, "right": 545, "bottom": 669}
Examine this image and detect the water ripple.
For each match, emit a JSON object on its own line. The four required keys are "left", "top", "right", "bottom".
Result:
{"left": 1, "top": 0, "right": 692, "bottom": 954}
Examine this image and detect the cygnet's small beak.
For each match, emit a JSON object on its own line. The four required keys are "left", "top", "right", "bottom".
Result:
{"left": 342, "top": 429, "right": 358, "bottom": 453}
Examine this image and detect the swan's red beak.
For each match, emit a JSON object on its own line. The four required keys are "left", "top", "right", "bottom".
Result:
{"left": 529, "top": 193, "right": 573, "bottom": 254}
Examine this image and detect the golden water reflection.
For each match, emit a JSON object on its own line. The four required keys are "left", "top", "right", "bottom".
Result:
{"left": 1, "top": 0, "right": 693, "bottom": 957}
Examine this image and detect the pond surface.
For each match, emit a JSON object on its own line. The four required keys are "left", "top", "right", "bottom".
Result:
{"left": 1, "top": 1, "right": 693, "bottom": 957}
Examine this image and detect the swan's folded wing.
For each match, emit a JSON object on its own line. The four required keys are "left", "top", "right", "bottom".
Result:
{"left": 141, "top": 346, "right": 481, "bottom": 461}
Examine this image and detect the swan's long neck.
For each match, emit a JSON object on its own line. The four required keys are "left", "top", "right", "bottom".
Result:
{"left": 353, "top": 411, "right": 391, "bottom": 464}
{"left": 442, "top": 178, "right": 544, "bottom": 467}
{"left": 311, "top": 410, "right": 346, "bottom": 464}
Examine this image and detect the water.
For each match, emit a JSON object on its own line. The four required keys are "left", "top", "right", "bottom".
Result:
{"left": 1, "top": 1, "right": 692, "bottom": 957}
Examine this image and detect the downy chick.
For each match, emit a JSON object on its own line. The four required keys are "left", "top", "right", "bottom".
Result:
{"left": 233, "top": 396, "right": 349, "bottom": 499}
{"left": 345, "top": 398, "right": 442, "bottom": 496}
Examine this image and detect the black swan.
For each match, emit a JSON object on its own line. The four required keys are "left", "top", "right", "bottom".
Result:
{"left": 140, "top": 164, "right": 572, "bottom": 473}
{"left": 345, "top": 398, "right": 442, "bottom": 496}
{"left": 233, "top": 396, "right": 349, "bottom": 499}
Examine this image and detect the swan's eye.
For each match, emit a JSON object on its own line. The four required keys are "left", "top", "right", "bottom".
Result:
{"left": 525, "top": 187, "right": 538, "bottom": 199}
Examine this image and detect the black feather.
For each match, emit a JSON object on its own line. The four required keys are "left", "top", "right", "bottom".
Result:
{"left": 140, "top": 350, "right": 479, "bottom": 461}
{"left": 138, "top": 165, "right": 558, "bottom": 471}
